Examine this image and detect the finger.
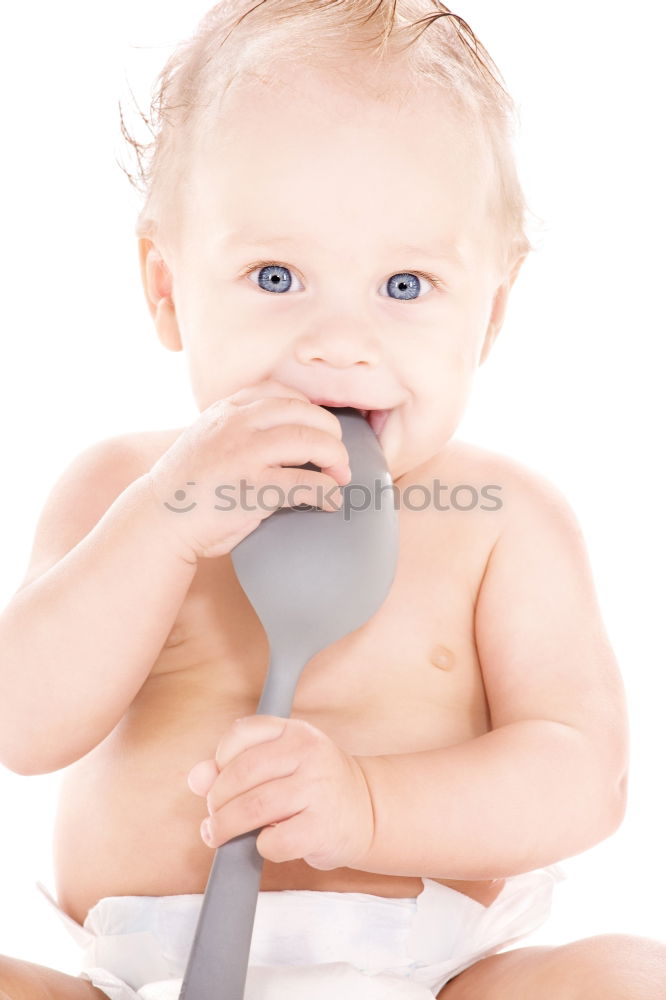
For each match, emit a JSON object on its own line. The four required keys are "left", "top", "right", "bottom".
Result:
{"left": 255, "top": 808, "right": 324, "bottom": 865}
{"left": 207, "top": 738, "right": 301, "bottom": 814}
{"left": 187, "top": 759, "right": 219, "bottom": 796}
{"left": 227, "top": 380, "right": 311, "bottom": 407}
{"left": 214, "top": 715, "right": 288, "bottom": 772}
{"left": 244, "top": 395, "right": 344, "bottom": 441}
{"left": 204, "top": 775, "right": 306, "bottom": 848}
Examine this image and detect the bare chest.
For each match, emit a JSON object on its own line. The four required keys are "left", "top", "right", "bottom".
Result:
{"left": 144, "top": 497, "right": 494, "bottom": 754}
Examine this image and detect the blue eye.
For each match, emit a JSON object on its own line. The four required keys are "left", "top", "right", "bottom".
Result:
{"left": 381, "top": 272, "right": 433, "bottom": 301}
{"left": 253, "top": 264, "right": 303, "bottom": 294}
{"left": 244, "top": 262, "right": 437, "bottom": 299}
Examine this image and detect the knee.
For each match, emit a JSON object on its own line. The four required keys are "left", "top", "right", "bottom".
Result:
{"left": 556, "top": 933, "right": 666, "bottom": 999}
{"left": 0, "top": 955, "right": 14, "bottom": 999}
{"left": 0, "top": 955, "right": 14, "bottom": 995}
{"left": 0, "top": 954, "right": 48, "bottom": 1000}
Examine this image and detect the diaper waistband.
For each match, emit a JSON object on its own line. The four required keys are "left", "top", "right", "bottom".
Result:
{"left": 36, "top": 865, "right": 565, "bottom": 992}
{"left": 36, "top": 879, "right": 420, "bottom": 976}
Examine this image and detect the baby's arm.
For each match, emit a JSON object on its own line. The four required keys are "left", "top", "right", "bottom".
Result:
{"left": 355, "top": 464, "right": 629, "bottom": 880}
{"left": 0, "top": 435, "right": 196, "bottom": 776}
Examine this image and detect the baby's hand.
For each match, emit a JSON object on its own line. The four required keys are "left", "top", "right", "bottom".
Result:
{"left": 146, "top": 379, "right": 351, "bottom": 562}
{"left": 186, "top": 716, "right": 375, "bottom": 871}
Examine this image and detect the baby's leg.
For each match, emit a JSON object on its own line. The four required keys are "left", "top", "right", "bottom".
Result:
{"left": 437, "top": 934, "right": 666, "bottom": 1000}
{"left": 0, "top": 953, "right": 106, "bottom": 1000}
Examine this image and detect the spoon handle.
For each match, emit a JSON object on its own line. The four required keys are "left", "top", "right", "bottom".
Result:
{"left": 255, "top": 646, "right": 307, "bottom": 716}
{"left": 178, "top": 828, "right": 263, "bottom": 1000}
{"left": 178, "top": 649, "right": 305, "bottom": 1000}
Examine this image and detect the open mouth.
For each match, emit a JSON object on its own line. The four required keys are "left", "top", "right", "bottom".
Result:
{"left": 360, "top": 408, "right": 390, "bottom": 438}
{"left": 318, "top": 403, "right": 391, "bottom": 439}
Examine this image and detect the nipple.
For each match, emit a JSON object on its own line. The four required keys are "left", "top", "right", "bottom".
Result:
{"left": 430, "top": 643, "right": 455, "bottom": 671}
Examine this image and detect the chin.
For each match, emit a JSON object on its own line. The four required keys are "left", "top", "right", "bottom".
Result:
{"left": 392, "top": 432, "right": 453, "bottom": 482}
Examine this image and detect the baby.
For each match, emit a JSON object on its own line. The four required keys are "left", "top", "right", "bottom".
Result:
{"left": 1, "top": 2, "right": 665, "bottom": 999}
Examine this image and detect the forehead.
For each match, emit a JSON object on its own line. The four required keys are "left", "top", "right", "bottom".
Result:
{"left": 182, "top": 59, "right": 494, "bottom": 258}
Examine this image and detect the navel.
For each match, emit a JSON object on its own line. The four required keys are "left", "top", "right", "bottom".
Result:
{"left": 430, "top": 643, "right": 455, "bottom": 672}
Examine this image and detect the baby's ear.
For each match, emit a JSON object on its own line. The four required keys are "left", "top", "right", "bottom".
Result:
{"left": 138, "top": 237, "right": 182, "bottom": 352}
{"left": 478, "top": 253, "right": 526, "bottom": 366}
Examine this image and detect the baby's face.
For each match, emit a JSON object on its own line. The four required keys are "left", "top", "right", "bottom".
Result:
{"left": 142, "top": 60, "right": 521, "bottom": 480}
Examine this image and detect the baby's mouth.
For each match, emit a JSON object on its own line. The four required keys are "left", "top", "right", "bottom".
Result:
{"left": 316, "top": 403, "right": 391, "bottom": 439}
{"left": 365, "top": 409, "right": 391, "bottom": 438}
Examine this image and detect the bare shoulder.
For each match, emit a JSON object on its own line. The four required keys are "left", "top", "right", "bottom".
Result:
{"left": 440, "top": 444, "right": 603, "bottom": 638}
{"left": 14, "top": 427, "right": 185, "bottom": 594}
{"left": 434, "top": 438, "right": 583, "bottom": 530}
{"left": 111, "top": 427, "right": 185, "bottom": 478}
{"left": 408, "top": 439, "right": 591, "bottom": 596}
{"left": 431, "top": 437, "right": 564, "bottom": 490}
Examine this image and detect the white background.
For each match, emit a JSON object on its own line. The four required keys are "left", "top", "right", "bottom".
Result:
{"left": 0, "top": 0, "right": 664, "bottom": 975}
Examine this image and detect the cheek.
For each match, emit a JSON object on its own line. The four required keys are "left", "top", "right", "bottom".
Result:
{"left": 442, "top": 333, "right": 484, "bottom": 387}
{"left": 418, "top": 354, "right": 477, "bottom": 428}
{"left": 184, "top": 317, "right": 273, "bottom": 409}
{"left": 424, "top": 342, "right": 477, "bottom": 392}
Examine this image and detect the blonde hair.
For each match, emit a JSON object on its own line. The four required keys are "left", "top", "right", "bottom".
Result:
{"left": 119, "top": 0, "right": 539, "bottom": 272}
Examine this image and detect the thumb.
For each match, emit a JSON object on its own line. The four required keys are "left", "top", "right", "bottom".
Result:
{"left": 186, "top": 758, "right": 219, "bottom": 796}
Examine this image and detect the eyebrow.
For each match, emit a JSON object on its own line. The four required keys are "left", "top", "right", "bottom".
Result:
{"left": 220, "top": 232, "right": 466, "bottom": 269}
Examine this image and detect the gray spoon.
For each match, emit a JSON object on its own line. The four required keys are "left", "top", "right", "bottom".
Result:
{"left": 178, "top": 406, "right": 399, "bottom": 1000}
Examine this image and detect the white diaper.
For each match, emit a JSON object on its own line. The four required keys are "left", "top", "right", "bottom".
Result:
{"left": 36, "top": 864, "right": 565, "bottom": 999}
